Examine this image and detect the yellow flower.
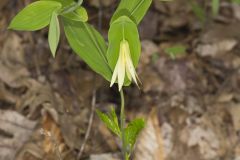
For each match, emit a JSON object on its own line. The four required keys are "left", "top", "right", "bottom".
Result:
{"left": 110, "top": 39, "right": 139, "bottom": 91}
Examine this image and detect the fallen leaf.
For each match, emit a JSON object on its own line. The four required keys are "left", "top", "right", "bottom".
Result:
{"left": 133, "top": 108, "right": 165, "bottom": 160}
{"left": 90, "top": 153, "right": 121, "bottom": 160}
{"left": 196, "top": 39, "right": 237, "bottom": 57}
{"left": 0, "top": 110, "right": 37, "bottom": 160}
{"left": 41, "top": 112, "right": 65, "bottom": 156}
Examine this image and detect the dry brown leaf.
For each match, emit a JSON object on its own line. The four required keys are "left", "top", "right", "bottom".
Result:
{"left": 1, "top": 33, "right": 25, "bottom": 66}
{"left": 41, "top": 113, "right": 65, "bottom": 155}
{"left": 0, "top": 61, "right": 30, "bottom": 88}
{"left": 133, "top": 108, "right": 165, "bottom": 160}
{"left": 228, "top": 102, "right": 240, "bottom": 131}
{"left": 0, "top": 110, "right": 37, "bottom": 160}
{"left": 16, "top": 79, "right": 61, "bottom": 119}
{"left": 196, "top": 39, "right": 237, "bottom": 57}
{"left": 90, "top": 153, "right": 121, "bottom": 160}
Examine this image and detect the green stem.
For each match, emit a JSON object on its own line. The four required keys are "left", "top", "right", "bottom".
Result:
{"left": 120, "top": 89, "right": 128, "bottom": 160}
{"left": 60, "top": 0, "right": 83, "bottom": 14}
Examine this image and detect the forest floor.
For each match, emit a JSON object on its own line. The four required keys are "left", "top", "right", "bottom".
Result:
{"left": 0, "top": 0, "right": 240, "bottom": 160}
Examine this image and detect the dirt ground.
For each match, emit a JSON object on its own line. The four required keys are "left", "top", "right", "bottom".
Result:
{"left": 0, "top": 0, "right": 240, "bottom": 160}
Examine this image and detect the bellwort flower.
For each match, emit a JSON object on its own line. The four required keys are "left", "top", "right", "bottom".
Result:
{"left": 110, "top": 39, "right": 139, "bottom": 91}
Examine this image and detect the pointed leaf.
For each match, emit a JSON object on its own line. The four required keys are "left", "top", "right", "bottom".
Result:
{"left": 63, "top": 18, "right": 112, "bottom": 81}
{"left": 111, "top": 0, "right": 152, "bottom": 25}
{"left": 48, "top": 12, "right": 60, "bottom": 57}
{"left": 96, "top": 109, "right": 121, "bottom": 136}
{"left": 42, "top": 0, "right": 88, "bottom": 22}
{"left": 110, "top": 107, "right": 120, "bottom": 131}
{"left": 9, "top": 1, "right": 62, "bottom": 31}
{"left": 125, "top": 118, "right": 145, "bottom": 150}
{"left": 63, "top": 7, "right": 88, "bottom": 22}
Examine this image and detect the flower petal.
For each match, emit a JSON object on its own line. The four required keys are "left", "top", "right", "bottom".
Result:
{"left": 123, "top": 40, "right": 139, "bottom": 86}
{"left": 110, "top": 60, "right": 119, "bottom": 87}
{"left": 117, "top": 42, "right": 126, "bottom": 91}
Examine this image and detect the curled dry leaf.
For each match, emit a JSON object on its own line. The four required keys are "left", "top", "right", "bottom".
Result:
{"left": 0, "top": 33, "right": 30, "bottom": 88}
{"left": 41, "top": 112, "right": 66, "bottom": 159}
{"left": 0, "top": 110, "right": 37, "bottom": 160}
{"left": 133, "top": 108, "right": 165, "bottom": 160}
{"left": 16, "top": 79, "right": 61, "bottom": 119}
{"left": 16, "top": 101, "right": 67, "bottom": 160}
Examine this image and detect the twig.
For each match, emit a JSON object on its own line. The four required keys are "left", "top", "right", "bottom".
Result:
{"left": 77, "top": 89, "right": 96, "bottom": 160}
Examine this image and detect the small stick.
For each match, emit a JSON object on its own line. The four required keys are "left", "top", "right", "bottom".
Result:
{"left": 77, "top": 89, "right": 96, "bottom": 160}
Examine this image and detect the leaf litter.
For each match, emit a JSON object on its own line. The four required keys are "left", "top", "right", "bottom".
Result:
{"left": 0, "top": 0, "right": 240, "bottom": 160}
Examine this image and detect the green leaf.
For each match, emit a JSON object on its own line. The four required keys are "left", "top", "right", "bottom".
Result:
{"left": 232, "top": 0, "right": 240, "bottom": 4}
{"left": 190, "top": 0, "right": 206, "bottom": 22}
{"left": 41, "top": 0, "right": 74, "bottom": 7}
{"left": 96, "top": 108, "right": 121, "bottom": 136}
{"left": 125, "top": 118, "right": 145, "bottom": 150}
{"left": 164, "top": 45, "right": 186, "bottom": 59}
{"left": 63, "top": 18, "right": 112, "bottom": 81}
{"left": 111, "top": 0, "right": 152, "bottom": 25}
{"left": 9, "top": 1, "right": 62, "bottom": 31}
{"left": 107, "top": 16, "right": 141, "bottom": 71}
{"left": 62, "top": 7, "right": 88, "bottom": 22}
{"left": 48, "top": 12, "right": 60, "bottom": 57}
{"left": 212, "top": 0, "right": 220, "bottom": 16}
{"left": 46, "top": 0, "right": 88, "bottom": 22}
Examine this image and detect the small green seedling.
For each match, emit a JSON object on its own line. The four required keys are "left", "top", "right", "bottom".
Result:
{"left": 9, "top": 0, "right": 152, "bottom": 159}
{"left": 164, "top": 45, "right": 187, "bottom": 59}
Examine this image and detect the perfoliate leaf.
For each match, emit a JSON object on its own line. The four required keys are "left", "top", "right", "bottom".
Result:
{"left": 63, "top": 18, "right": 112, "bottom": 81}
{"left": 96, "top": 108, "right": 121, "bottom": 136}
{"left": 111, "top": 0, "right": 152, "bottom": 25}
{"left": 9, "top": 1, "right": 62, "bottom": 31}
{"left": 125, "top": 118, "right": 145, "bottom": 150}
{"left": 107, "top": 16, "right": 141, "bottom": 71}
{"left": 62, "top": 7, "right": 88, "bottom": 22}
{"left": 42, "top": 0, "right": 88, "bottom": 22}
{"left": 48, "top": 12, "right": 60, "bottom": 57}
{"left": 212, "top": 0, "right": 220, "bottom": 16}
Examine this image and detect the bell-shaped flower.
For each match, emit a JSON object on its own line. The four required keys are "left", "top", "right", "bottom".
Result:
{"left": 110, "top": 39, "right": 139, "bottom": 91}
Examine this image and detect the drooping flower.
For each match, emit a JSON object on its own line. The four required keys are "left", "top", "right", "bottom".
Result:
{"left": 110, "top": 39, "right": 139, "bottom": 91}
